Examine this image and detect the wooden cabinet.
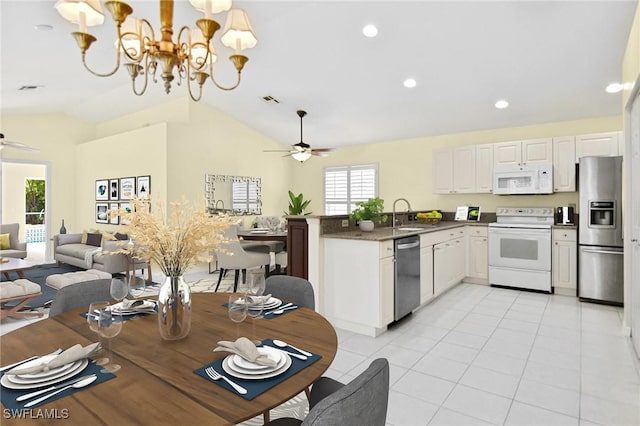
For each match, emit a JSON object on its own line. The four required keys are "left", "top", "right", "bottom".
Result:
{"left": 575, "top": 132, "right": 622, "bottom": 161}
{"left": 553, "top": 136, "right": 576, "bottom": 192}
{"left": 419, "top": 244, "right": 434, "bottom": 305}
{"left": 432, "top": 146, "right": 477, "bottom": 194}
{"left": 466, "top": 226, "right": 488, "bottom": 282}
{"left": 552, "top": 229, "right": 577, "bottom": 296}
{"left": 287, "top": 217, "right": 308, "bottom": 279}
{"left": 433, "top": 228, "right": 466, "bottom": 296}
{"left": 475, "top": 143, "right": 494, "bottom": 193}
{"left": 494, "top": 138, "right": 553, "bottom": 167}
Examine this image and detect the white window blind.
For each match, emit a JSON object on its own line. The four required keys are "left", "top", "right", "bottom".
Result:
{"left": 232, "top": 181, "right": 259, "bottom": 212}
{"left": 324, "top": 164, "right": 378, "bottom": 215}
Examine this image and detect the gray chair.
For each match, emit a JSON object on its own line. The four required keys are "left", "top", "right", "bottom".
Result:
{"left": 48, "top": 279, "right": 113, "bottom": 317}
{"left": 264, "top": 358, "right": 390, "bottom": 426}
{"left": 0, "top": 223, "right": 27, "bottom": 259}
{"left": 214, "top": 225, "right": 270, "bottom": 292}
{"left": 264, "top": 275, "right": 315, "bottom": 309}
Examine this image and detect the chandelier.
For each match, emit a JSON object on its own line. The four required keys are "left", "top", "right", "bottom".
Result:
{"left": 54, "top": 0, "right": 257, "bottom": 100}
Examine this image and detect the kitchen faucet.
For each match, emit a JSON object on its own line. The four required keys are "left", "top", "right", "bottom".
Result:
{"left": 392, "top": 198, "right": 412, "bottom": 228}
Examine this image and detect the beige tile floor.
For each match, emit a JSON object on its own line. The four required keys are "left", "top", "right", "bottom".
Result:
{"left": 3, "top": 261, "right": 640, "bottom": 425}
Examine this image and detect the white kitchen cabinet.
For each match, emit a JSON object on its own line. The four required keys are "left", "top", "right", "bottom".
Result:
{"left": 466, "top": 226, "right": 488, "bottom": 282}
{"left": 552, "top": 229, "right": 577, "bottom": 296}
{"left": 433, "top": 228, "right": 466, "bottom": 296}
{"left": 432, "top": 146, "right": 477, "bottom": 194}
{"left": 553, "top": 136, "right": 576, "bottom": 192}
{"left": 475, "top": 143, "right": 494, "bottom": 193}
{"left": 494, "top": 138, "right": 552, "bottom": 167}
{"left": 575, "top": 131, "right": 622, "bottom": 161}
{"left": 420, "top": 244, "right": 434, "bottom": 304}
{"left": 379, "top": 253, "right": 395, "bottom": 326}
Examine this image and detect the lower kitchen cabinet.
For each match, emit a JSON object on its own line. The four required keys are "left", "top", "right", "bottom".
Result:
{"left": 420, "top": 244, "right": 434, "bottom": 304}
{"left": 466, "top": 226, "right": 488, "bottom": 282}
{"left": 552, "top": 228, "right": 577, "bottom": 296}
{"left": 434, "top": 235, "right": 465, "bottom": 296}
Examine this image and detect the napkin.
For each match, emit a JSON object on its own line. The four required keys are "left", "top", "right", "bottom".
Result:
{"left": 5, "top": 343, "right": 101, "bottom": 376}
{"left": 213, "top": 337, "right": 277, "bottom": 367}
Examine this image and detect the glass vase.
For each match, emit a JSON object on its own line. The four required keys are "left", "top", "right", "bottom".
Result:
{"left": 157, "top": 276, "right": 192, "bottom": 340}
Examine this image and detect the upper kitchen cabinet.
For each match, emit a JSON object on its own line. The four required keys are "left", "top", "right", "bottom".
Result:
{"left": 475, "top": 143, "right": 494, "bottom": 193}
{"left": 575, "top": 131, "right": 622, "bottom": 161}
{"left": 432, "top": 146, "right": 477, "bottom": 194}
{"left": 553, "top": 136, "right": 576, "bottom": 192}
{"left": 494, "top": 138, "right": 553, "bottom": 166}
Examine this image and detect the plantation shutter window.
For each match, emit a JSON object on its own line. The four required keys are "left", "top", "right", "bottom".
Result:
{"left": 324, "top": 164, "right": 378, "bottom": 215}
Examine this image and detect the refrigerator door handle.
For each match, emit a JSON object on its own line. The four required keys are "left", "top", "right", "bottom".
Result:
{"left": 582, "top": 249, "right": 623, "bottom": 255}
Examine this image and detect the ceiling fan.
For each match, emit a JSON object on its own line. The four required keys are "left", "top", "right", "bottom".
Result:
{"left": 265, "top": 110, "right": 334, "bottom": 162}
{"left": 0, "top": 133, "right": 39, "bottom": 152}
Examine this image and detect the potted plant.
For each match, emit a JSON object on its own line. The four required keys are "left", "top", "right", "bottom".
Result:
{"left": 285, "top": 190, "right": 311, "bottom": 215}
{"left": 350, "top": 197, "right": 388, "bottom": 231}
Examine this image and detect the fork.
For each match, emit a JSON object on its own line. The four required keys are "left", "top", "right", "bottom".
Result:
{"left": 205, "top": 366, "right": 247, "bottom": 395}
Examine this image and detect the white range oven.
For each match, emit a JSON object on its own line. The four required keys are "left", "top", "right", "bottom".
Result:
{"left": 488, "top": 207, "right": 554, "bottom": 293}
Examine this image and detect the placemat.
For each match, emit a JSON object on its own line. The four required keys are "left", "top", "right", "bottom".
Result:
{"left": 1, "top": 360, "right": 116, "bottom": 410}
{"left": 194, "top": 338, "right": 321, "bottom": 400}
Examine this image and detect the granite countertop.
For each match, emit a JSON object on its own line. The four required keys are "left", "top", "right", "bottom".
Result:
{"left": 322, "top": 221, "right": 488, "bottom": 241}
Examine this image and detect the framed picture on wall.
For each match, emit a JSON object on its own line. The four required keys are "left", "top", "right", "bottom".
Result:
{"left": 109, "top": 178, "right": 119, "bottom": 200}
{"left": 120, "top": 177, "right": 136, "bottom": 200}
{"left": 137, "top": 175, "right": 150, "bottom": 199}
{"left": 109, "top": 203, "right": 120, "bottom": 225}
{"left": 120, "top": 202, "right": 132, "bottom": 225}
{"left": 96, "top": 179, "right": 108, "bottom": 201}
{"left": 96, "top": 203, "right": 109, "bottom": 223}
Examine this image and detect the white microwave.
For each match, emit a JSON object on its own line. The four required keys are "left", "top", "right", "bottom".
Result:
{"left": 493, "top": 164, "right": 553, "bottom": 195}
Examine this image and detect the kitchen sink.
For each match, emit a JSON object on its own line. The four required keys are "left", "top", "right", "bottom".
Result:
{"left": 397, "top": 227, "right": 424, "bottom": 232}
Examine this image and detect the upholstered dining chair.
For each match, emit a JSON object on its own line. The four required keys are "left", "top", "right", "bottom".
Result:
{"left": 264, "top": 275, "right": 315, "bottom": 309}
{"left": 214, "top": 225, "right": 271, "bottom": 292}
{"left": 48, "top": 279, "right": 113, "bottom": 317}
{"left": 264, "top": 358, "right": 390, "bottom": 426}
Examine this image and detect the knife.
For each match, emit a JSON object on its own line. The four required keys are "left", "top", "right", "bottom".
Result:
{"left": 262, "top": 302, "right": 293, "bottom": 316}
{"left": 16, "top": 374, "right": 97, "bottom": 402}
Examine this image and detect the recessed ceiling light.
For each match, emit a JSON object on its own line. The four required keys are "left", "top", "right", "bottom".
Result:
{"left": 495, "top": 100, "right": 509, "bottom": 109}
{"left": 362, "top": 24, "right": 378, "bottom": 38}
{"left": 403, "top": 78, "right": 417, "bottom": 88}
{"left": 606, "top": 83, "right": 623, "bottom": 93}
{"left": 35, "top": 24, "right": 53, "bottom": 31}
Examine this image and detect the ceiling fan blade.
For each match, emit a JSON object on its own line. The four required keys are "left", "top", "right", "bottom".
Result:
{"left": 263, "top": 149, "right": 294, "bottom": 153}
{"left": 0, "top": 140, "right": 40, "bottom": 152}
{"left": 311, "top": 148, "right": 334, "bottom": 152}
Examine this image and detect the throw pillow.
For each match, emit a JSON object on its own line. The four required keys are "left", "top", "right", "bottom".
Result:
{"left": 101, "top": 231, "right": 117, "bottom": 241}
{"left": 0, "top": 233, "right": 10, "bottom": 250}
{"left": 57, "top": 234, "right": 81, "bottom": 245}
{"left": 86, "top": 233, "right": 103, "bottom": 247}
{"left": 114, "top": 232, "right": 129, "bottom": 241}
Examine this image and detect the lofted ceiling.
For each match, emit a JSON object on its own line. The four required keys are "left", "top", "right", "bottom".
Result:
{"left": 0, "top": 0, "right": 637, "bottom": 150}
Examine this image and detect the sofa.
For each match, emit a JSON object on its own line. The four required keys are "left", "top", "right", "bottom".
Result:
{"left": 0, "top": 223, "right": 27, "bottom": 259}
{"left": 53, "top": 232, "right": 128, "bottom": 274}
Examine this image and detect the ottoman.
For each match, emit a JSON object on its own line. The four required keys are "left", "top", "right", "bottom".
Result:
{"left": 46, "top": 269, "right": 112, "bottom": 290}
{"left": 0, "top": 279, "right": 44, "bottom": 319}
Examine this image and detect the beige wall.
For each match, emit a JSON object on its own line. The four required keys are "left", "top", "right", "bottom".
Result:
{"left": 1, "top": 162, "right": 46, "bottom": 239}
{"left": 291, "top": 115, "right": 622, "bottom": 215}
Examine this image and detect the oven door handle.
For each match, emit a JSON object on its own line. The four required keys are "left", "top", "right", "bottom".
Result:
{"left": 489, "top": 228, "right": 550, "bottom": 236}
{"left": 582, "top": 249, "right": 623, "bottom": 255}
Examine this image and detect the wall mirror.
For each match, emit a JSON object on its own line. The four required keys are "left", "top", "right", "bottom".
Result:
{"left": 206, "top": 174, "right": 261, "bottom": 215}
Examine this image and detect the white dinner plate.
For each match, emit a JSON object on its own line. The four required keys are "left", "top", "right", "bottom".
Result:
{"left": 8, "top": 360, "right": 82, "bottom": 384}
{"left": 1, "top": 359, "right": 89, "bottom": 390}
{"left": 250, "top": 230, "right": 269, "bottom": 234}
{"left": 8, "top": 355, "right": 75, "bottom": 380}
{"left": 247, "top": 298, "right": 281, "bottom": 311}
{"left": 229, "top": 347, "right": 284, "bottom": 372}
{"left": 222, "top": 353, "right": 292, "bottom": 380}
{"left": 111, "top": 300, "right": 156, "bottom": 314}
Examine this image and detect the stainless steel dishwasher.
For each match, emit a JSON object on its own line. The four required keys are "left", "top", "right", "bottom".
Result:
{"left": 394, "top": 235, "right": 421, "bottom": 320}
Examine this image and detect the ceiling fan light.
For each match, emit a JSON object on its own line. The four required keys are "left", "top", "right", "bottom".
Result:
{"left": 221, "top": 8, "right": 257, "bottom": 51}
{"left": 292, "top": 151, "right": 312, "bottom": 162}
{"left": 55, "top": 0, "right": 104, "bottom": 29}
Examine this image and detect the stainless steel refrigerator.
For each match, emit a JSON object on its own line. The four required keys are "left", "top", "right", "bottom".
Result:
{"left": 578, "top": 156, "right": 624, "bottom": 305}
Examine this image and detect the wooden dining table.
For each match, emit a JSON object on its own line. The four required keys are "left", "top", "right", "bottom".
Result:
{"left": 0, "top": 293, "right": 338, "bottom": 425}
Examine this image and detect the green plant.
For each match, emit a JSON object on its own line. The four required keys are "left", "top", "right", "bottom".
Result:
{"left": 285, "top": 190, "right": 311, "bottom": 215}
{"left": 350, "top": 197, "right": 388, "bottom": 224}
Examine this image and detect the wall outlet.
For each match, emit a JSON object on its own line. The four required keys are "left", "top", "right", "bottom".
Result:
{"left": 341, "top": 219, "right": 349, "bottom": 227}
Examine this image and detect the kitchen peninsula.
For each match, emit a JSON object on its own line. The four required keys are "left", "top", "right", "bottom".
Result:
{"left": 322, "top": 221, "right": 489, "bottom": 336}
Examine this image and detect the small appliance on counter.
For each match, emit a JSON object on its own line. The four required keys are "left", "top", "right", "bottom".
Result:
{"left": 555, "top": 206, "right": 575, "bottom": 225}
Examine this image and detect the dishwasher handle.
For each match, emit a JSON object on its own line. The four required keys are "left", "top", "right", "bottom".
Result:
{"left": 396, "top": 241, "right": 420, "bottom": 250}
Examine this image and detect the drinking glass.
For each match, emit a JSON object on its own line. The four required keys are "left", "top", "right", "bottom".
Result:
{"left": 110, "top": 278, "right": 129, "bottom": 302}
{"left": 246, "top": 270, "right": 266, "bottom": 319}
{"left": 97, "top": 305, "right": 123, "bottom": 373}
{"left": 228, "top": 295, "right": 248, "bottom": 323}
{"left": 86, "top": 302, "right": 110, "bottom": 366}
{"left": 129, "top": 275, "right": 146, "bottom": 298}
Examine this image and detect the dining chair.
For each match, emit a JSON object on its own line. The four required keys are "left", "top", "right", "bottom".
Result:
{"left": 264, "top": 275, "right": 314, "bottom": 309}
{"left": 48, "top": 279, "right": 113, "bottom": 317}
{"left": 264, "top": 358, "right": 390, "bottom": 426}
{"left": 214, "top": 225, "right": 271, "bottom": 292}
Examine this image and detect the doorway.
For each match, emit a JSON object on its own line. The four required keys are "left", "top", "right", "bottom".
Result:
{"left": 627, "top": 80, "right": 640, "bottom": 357}
{"left": 0, "top": 160, "right": 52, "bottom": 262}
